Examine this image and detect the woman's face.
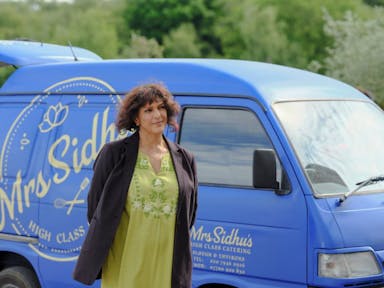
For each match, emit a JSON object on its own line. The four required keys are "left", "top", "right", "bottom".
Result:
{"left": 136, "top": 98, "right": 168, "bottom": 137}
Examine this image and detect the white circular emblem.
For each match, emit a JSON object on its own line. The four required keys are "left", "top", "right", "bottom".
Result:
{"left": 0, "top": 77, "right": 121, "bottom": 261}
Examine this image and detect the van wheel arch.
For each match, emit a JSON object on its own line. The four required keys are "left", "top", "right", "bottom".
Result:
{"left": 0, "top": 252, "right": 40, "bottom": 288}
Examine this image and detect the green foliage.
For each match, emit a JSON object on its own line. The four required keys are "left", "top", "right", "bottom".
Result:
{"left": 61, "top": 0, "right": 121, "bottom": 58}
{"left": 210, "top": 0, "right": 371, "bottom": 68}
{"left": 122, "top": 0, "right": 221, "bottom": 57}
{"left": 0, "top": 66, "right": 15, "bottom": 87}
{"left": 0, "top": 2, "right": 31, "bottom": 40}
{"left": 364, "top": 0, "right": 384, "bottom": 6}
{"left": 0, "top": 0, "right": 380, "bottom": 74}
{"left": 123, "top": 0, "right": 204, "bottom": 41}
{"left": 213, "top": 0, "right": 289, "bottom": 64}
{"left": 0, "top": 0, "right": 120, "bottom": 59}
{"left": 311, "top": 8, "right": 384, "bottom": 107}
{"left": 163, "top": 24, "right": 202, "bottom": 58}
{"left": 121, "top": 33, "right": 163, "bottom": 58}
{"left": 256, "top": 0, "right": 370, "bottom": 68}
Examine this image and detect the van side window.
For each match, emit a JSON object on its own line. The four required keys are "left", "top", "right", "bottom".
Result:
{"left": 179, "top": 108, "right": 274, "bottom": 187}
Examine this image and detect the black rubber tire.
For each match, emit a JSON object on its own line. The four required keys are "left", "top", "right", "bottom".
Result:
{"left": 0, "top": 266, "right": 40, "bottom": 288}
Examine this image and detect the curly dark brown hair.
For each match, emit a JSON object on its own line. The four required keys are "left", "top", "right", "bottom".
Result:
{"left": 116, "top": 83, "right": 180, "bottom": 133}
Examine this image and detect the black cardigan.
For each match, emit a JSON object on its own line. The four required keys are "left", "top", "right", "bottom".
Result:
{"left": 73, "top": 132, "right": 198, "bottom": 287}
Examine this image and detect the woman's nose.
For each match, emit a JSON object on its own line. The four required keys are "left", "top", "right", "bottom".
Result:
{"left": 154, "top": 108, "right": 161, "bottom": 117}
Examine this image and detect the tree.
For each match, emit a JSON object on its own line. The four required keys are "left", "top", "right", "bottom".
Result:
{"left": 121, "top": 32, "right": 163, "bottom": 58}
{"left": 311, "top": 8, "right": 384, "bottom": 107}
{"left": 213, "top": 0, "right": 290, "bottom": 64}
{"left": 0, "top": 66, "right": 15, "bottom": 87}
{"left": 122, "top": 0, "right": 221, "bottom": 57}
{"left": 124, "top": 0, "right": 198, "bottom": 41}
{"left": 210, "top": 0, "right": 371, "bottom": 68}
{"left": 254, "top": 0, "right": 371, "bottom": 68}
{"left": 0, "top": 0, "right": 121, "bottom": 59}
{"left": 0, "top": 2, "right": 30, "bottom": 40}
{"left": 163, "top": 24, "right": 201, "bottom": 58}
{"left": 364, "top": 0, "right": 384, "bottom": 6}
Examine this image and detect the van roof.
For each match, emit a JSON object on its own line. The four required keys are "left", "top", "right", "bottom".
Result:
{"left": 0, "top": 40, "right": 101, "bottom": 67}
{"left": 0, "top": 57, "right": 366, "bottom": 107}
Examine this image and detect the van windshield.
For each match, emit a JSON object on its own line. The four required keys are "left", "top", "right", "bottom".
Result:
{"left": 274, "top": 100, "right": 384, "bottom": 197}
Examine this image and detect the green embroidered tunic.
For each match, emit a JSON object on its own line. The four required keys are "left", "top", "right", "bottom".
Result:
{"left": 101, "top": 151, "right": 179, "bottom": 287}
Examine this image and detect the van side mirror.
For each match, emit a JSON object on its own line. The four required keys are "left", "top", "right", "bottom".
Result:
{"left": 253, "top": 149, "right": 290, "bottom": 195}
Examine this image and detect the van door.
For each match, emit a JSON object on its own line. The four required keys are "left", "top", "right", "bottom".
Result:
{"left": 37, "top": 93, "right": 120, "bottom": 287}
{"left": 168, "top": 96, "right": 307, "bottom": 287}
{"left": 0, "top": 99, "right": 44, "bottom": 240}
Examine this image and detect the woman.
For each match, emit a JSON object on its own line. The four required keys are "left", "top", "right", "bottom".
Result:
{"left": 73, "top": 83, "right": 198, "bottom": 287}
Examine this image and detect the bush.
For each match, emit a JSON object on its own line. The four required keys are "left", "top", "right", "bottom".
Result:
{"left": 311, "top": 8, "right": 384, "bottom": 107}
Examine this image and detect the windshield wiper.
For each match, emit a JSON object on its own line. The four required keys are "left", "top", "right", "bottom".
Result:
{"left": 338, "top": 175, "right": 384, "bottom": 205}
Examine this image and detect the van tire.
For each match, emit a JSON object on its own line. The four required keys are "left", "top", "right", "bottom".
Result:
{"left": 0, "top": 266, "right": 40, "bottom": 288}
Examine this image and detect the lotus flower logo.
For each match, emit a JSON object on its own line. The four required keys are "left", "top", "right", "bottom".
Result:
{"left": 39, "top": 102, "right": 69, "bottom": 133}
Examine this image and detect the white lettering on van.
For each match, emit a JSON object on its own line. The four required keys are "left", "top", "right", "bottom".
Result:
{"left": 0, "top": 171, "right": 51, "bottom": 230}
{"left": 191, "top": 225, "right": 253, "bottom": 248}
{"left": 0, "top": 107, "right": 117, "bottom": 231}
{"left": 48, "top": 107, "right": 117, "bottom": 184}
{"left": 191, "top": 225, "right": 213, "bottom": 242}
{"left": 56, "top": 225, "right": 85, "bottom": 244}
{"left": 29, "top": 220, "right": 52, "bottom": 242}
{"left": 0, "top": 77, "right": 121, "bottom": 261}
{"left": 213, "top": 226, "right": 253, "bottom": 247}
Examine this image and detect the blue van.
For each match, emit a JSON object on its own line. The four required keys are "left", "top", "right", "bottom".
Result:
{"left": 0, "top": 40, "right": 383, "bottom": 288}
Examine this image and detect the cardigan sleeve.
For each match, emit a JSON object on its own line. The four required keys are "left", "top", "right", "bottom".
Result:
{"left": 178, "top": 146, "right": 198, "bottom": 229}
{"left": 87, "top": 143, "right": 116, "bottom": 223}
{"left": 189, "top": 154, "right": 198, "bottom": 228}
